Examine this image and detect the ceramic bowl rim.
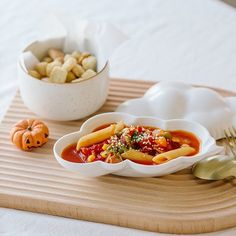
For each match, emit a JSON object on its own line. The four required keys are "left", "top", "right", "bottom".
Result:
{"left": 53, "top": 112, "right": 221, "bottom": 170}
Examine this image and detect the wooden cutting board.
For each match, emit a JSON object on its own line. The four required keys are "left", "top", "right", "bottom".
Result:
{"left": 1, "top": 78, "right": 236, "bottom": 234}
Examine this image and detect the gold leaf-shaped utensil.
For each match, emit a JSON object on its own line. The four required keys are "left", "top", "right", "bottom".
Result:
{"left": 193, "top": 127, "right": 236, "bottom": 180}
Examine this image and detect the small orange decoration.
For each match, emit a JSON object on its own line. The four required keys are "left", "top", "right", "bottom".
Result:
{"left": 10, "top": 119, "right": 49, "bottom": 151}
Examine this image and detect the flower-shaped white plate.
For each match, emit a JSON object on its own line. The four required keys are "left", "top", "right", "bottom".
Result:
{"left": 116, "top": 81, "right": 236, "bottom": 140}
{"left": 54, "top": 112, "right": 222, "bottom": 177}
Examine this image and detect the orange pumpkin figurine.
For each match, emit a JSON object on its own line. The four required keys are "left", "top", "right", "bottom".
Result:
{"left": 10, "top": 119, "right": 49, "bottom": 151}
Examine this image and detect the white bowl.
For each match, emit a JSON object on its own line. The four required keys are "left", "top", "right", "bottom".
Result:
{"left": 116, "top": 81, "right": 236, "bottom": 139}
{"left": 18, "top": 40, "right": 109, "bottom": 121}
{"left": 53, "top": 112, "right": 222, "bottom": 177}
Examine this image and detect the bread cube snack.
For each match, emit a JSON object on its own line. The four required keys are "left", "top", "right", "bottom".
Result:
{"left": 35, "top": 62, "right": 48, "bottom": 77}
{"left": 66, "top": 71, "right": 76, "bottom": 82}
{"left": 71, "top": 51, "right": 81, "bottom": 60}
{"left": 28, "top": 48, "right": 98, "bottom": 83}
{"left": 46, "top": 60, "right": 62, "bottom": 77}
{"left": 72, "top": 64, "right": 84, "bottom": 77}
{"left": 42, "top": 56, "right": 53, "bottom": 63}
{"left": 49, "top": 66, "right": 67, "bottom": 83}
{"left": 78, "top": 52, "right": 91, "bottom": 65}
{"left": 82, "top": 56, "right": 97, "bottom": 71}
{"left": 81, "top": 69, "right": 96, "bottom": 79}
{"left": 62, "top": 57, "right": 77, "bottom": 72}
{"left": 28, "top": 70, "right": 41, "bottom": 79}
{"left": 48, "top": 48, "right": 64, "bottom": 60}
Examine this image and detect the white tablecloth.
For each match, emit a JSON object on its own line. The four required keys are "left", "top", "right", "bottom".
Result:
{"left": 1, "top": 0, "right": 236, "bottom": 235}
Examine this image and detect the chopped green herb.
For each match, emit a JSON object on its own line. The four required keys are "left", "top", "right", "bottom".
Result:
{"left": 162, "top": 132, "right": 172, "bottom": 139}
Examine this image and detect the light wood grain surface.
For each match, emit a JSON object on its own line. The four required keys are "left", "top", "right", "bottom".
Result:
{"left": 0, "top": 79, "right": 236, "bottom": 234}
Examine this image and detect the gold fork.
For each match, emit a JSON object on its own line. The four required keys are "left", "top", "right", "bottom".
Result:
{"left": 224, "top": 127, "right": 236, "bottom": 157}
{"left": 192, "top": 127, "right": 236, "bottom": 180}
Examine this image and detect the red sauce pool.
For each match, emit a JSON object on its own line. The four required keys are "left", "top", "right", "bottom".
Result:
{"left": 61, "top": 143, "right": 85, "bottom": 163}
{"left": 171, "top": 130, "right": 200, "bottom": 155}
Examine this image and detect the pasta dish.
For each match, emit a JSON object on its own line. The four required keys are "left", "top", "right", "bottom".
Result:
{"left": 61, "top": 121, "right": 199, "bottom": 165}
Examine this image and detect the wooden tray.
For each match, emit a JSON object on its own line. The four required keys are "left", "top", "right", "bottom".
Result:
{"left": 1, "top": 78, "right": 236, "bottom": 234}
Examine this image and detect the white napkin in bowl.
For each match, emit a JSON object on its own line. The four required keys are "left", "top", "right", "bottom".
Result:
{"left": 19, "top": 15, "right": 128, "bottom": 72}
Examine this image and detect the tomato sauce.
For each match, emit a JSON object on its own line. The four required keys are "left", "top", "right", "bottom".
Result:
{"left": 61, "top": 143, "right": 85, "bottom": 163}
{"left": 170, "top": 130, "right": 199, "bottom": 155}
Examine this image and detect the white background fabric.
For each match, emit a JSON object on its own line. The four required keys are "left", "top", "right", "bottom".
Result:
{"left": 0, "top": 0, "right": 236, "bottom": 235}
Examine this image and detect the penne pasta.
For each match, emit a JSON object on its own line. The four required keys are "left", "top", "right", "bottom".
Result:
{"left": 152, "top": 146, "right": 195, "bottom": 164}
{"left": 121, "top": 149, "right": 153, "bottom": 164}
{"left": 62, "top": 121, "right": 200, "bottom": 166}
{"left": 76, "top": 124, "right": 116, "bottom": 150}
{"left": 114, "top": 121, "right": 125, "bottom": 134}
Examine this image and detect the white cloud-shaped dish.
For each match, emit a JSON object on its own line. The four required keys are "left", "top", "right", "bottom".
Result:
{"left": 116, "top": 81, "right": 236, "bottom": 140}
{"left": 53, "top": 112, "right": 222, "bottom": 177}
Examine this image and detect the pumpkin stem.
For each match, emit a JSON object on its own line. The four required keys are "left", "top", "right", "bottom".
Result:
{"left": 27, "top": 126, "right": 32, "bottom": 131}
